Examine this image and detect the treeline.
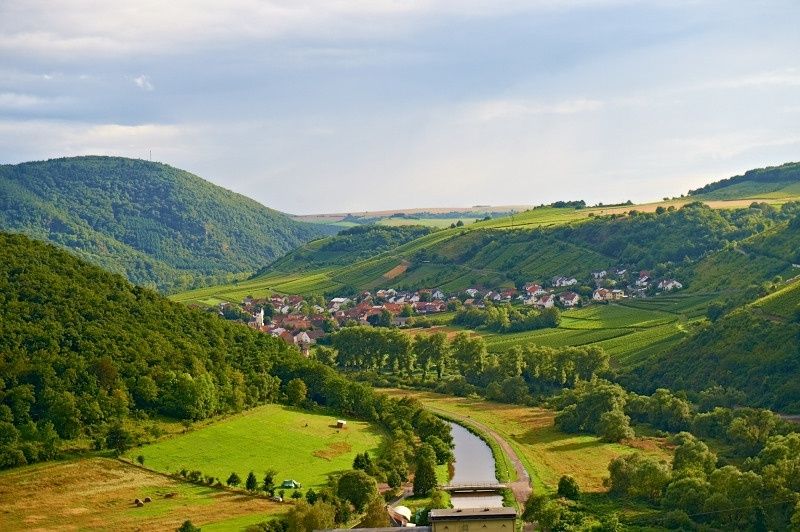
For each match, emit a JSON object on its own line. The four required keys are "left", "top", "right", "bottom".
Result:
{"left": 325, "top": 327, "right": 610, "bottom": 402}
{"left": 453, "top": 304, "right": 561, "bottom": 333}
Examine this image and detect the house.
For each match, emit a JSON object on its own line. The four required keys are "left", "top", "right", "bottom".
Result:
{"left": 431, "top": 289, "right": 445, "bottom": 300}
{"left": 429, "top": 507, "right": 517, "bottom": 532}
{"left": 536, "top": 294, "right": 555, "bottom": 309}
{"left": 611, "top": 289, "right": 626, "bottom": 300}
{"left": 524, "top": 283, "right": 547, "bottom": 296}
{"left": 592, "top": 270, "right": 608, "bottom": 280}
{"left": 613, "top": 267, "right": 628, "bottom": 277}
{"left": 593, "top": 288, "right": 612, "bottom": 301}
{"left": 500, "top": 289, "right": 516, "bottom": 300}
{"left": 658, "top": 279, "right": 683, "bottom": 291}
{"left": 636, "top": 271, "right": 651, "bottom": 287}
{"left": 465, "top": 288, "right": 479, "bottom": 297}
{"left": 559, "top": 291, "right": 581, "bottom": 307}
{"left": 552, "top": 276, "right": 578, "bottom": 287}
{"left": 280, "top": 479, "right": 301, "bottom": 489}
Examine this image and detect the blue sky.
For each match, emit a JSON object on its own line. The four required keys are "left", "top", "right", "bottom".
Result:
{"left": 1, "top": 0, "right": 799, "bottom": 214}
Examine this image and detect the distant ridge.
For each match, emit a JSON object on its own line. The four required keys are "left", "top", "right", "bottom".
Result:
{"left": 690, "top": 161, "right": 800, "bottom": 199}
{"left": 0, "top": 156, "right": 336, "bottom": 292}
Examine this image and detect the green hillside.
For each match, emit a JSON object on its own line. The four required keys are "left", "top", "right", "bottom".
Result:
{"left": 0, "top": 156, "right": 335, "bottom": 292}
{"left": 629, "top": 276, "right": 800, "bottom": 412}
{"left": 0, "top": 231, "right": 301, "bottom": 464}
{"left": 176, "top": 201, "right": 800, "bottom": 304}
{"left": 690, "top": 161, "right": 800, "bottom": 199}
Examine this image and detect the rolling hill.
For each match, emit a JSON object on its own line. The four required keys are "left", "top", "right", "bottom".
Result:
{"left": 628, "top": 275, "right": 800, "bottom": 412}
{"left": 690, "top": 161, "right": 800, "bottom": 199}
{"left": 0, "top": 156, "right": 336, "bottom": 292}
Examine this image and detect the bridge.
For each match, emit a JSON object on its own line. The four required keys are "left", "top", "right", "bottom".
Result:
{"left": 439, "top": 482, "right": 508, "bottom": 493}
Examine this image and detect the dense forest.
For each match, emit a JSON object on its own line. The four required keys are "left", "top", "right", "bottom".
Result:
{"left": 0, "top": 156, "right": 335, "bottom": 292}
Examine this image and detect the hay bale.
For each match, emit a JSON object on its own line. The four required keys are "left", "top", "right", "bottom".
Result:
{"left": 143, "top": 497, "right": 152, "bottom": 503}
{"left": 134, "top": 498, "right": 142, "bottom": 505}
{"left": 164, "top": 492, "right": 177, "bottom": 499}
{"left": 136, "top": 501, "right": 144, "bottom": 507}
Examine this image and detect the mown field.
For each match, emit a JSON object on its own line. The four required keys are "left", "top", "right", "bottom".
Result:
{"left": 0, "top": 457, "right": 284, "bottom": 531}
{"left": 128, "top": 404, "right": 384, "bottom": 490}
{"left": 379, "top": 389, "right": 672, "bottom": 494}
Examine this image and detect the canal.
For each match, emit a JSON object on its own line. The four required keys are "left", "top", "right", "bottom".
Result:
{"left": 448, "top": 421, "right": 504, "bottom": 509}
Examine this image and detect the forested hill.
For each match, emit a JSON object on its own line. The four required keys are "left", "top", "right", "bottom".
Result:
{"left": 689, "top": 161, "right": 800, "bottom": 199}
{"left": 0, "top": 156, "right": 336, "bottom": 292}
{"left": 0, "top": 232, "right": 297, "bottom": 464}
{"left": 628, "top": 274, "right": 800, "bottom": 412}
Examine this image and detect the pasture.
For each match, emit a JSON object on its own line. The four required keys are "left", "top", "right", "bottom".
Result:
{"left": 379, "top": 389, "right": 672, "bottom": 494}
{"left": 0, "top": 457, "right": 283, "bottom": 531}
{"left": 128, "top": 404, "right": 383, "bottom": 489}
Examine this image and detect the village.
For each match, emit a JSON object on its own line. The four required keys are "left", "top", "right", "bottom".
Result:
{"left": 218, "top": 268, "right": 684, "bottom": 354}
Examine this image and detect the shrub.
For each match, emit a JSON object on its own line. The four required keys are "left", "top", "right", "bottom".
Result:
{"left": 557, "top": 475, "right": 580, "bottom": 500}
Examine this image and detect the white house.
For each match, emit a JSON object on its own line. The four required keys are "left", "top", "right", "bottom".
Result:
{"left": 658, "top": 279, "right": 683, "bottom": 291}
{"left": 465, "top": 288, "right": 479, "bottom": 297}
{"left": 536, "top": 294, "right": 555, "bottom": 308}
{"left": 553, "top": 276, "right": 578, "bottom": 287}
{"left": 432, "top": 289, "right": 445, "bottom": 300}
{"left": 559, "top": 291, "right": 581, "bottom": 307}
{"left": 592, "top": 270, "right": 608, "bottom": 280}
{"left": 593, "top": 288, "right": 612, "bottom": 301}
{"left": 635, "top": 271, "right": 651, "bottom": 287}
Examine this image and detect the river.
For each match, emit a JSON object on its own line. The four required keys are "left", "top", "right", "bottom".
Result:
{"left": 447, "top": 421, "right": 504, "bottom": 509}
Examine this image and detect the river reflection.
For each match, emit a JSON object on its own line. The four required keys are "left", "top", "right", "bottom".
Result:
{"left": 448, "top": 421, "right": 504, "bottom": 509}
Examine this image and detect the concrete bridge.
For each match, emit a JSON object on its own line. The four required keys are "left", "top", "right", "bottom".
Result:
{"left": 439, "top": 482, "right": 508, "bottom": 493}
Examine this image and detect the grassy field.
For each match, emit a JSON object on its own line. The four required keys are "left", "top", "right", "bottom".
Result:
{"left": 0, "top": 457, "right": 284, "bottom": 531}
{"left": 379, "top": 389, "right": 672, "bottom": 494}
{"left": 128, "top": 404, "right": 384, "bottom": 490}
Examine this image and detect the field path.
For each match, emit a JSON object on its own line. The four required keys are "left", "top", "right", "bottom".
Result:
{"left": 426, "top": 406, "right": 532, "bottom": 506}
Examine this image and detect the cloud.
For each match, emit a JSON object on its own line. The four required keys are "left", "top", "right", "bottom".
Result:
{"left": 132, "top": 75, "right": 154, "bottom": 91}
{"left": 463, "top": 98, "right": 604, "bottom": 122}
{"left": 0, "top": 92, "right": 68, "bottom": 111}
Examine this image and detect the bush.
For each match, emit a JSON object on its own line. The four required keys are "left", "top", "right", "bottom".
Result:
{"left": 557, "top": 475, "right": 580, "bottom": 500}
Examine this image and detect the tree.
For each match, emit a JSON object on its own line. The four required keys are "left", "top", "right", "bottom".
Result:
{"left": 305, "top": 488, "right": 318, "bottom": 505}
{"left": 361, "top": 496, "right": 389, "bottom": 527}
{"left": 337, "top": 470, "right": 378, "bottom": 512}
{"left": 414, "top": 332, "right": 451, "bottom": 380}
{"left": 285, "top": 378, "right": 307, "bottom": 406}
{"left": 291, "top": 490, "right": 303, "bottom": 500}
{"left": 286, "top": 500, "right": 336, "bottom": 532}
{"left": 105, "top": 423, "right": 133, "bottom": 454}
{"left": 663, "top": 476, "right": 710, "bottom": 515}
{"left": 599, "top": 408, "right": 634, "bottom": 442}
{"left": 177, "top": 520, "right": 200, "bottom": 532}
{"left": 671, "top": 432, "right": 717, "bottom": 475}
{"left": 263, "top": 469, "right": 277, "bottom": 494}
{"left": 521, "top": 494, "right": 562, "bottom": 530}
{"left": 136, "top": 454, "right": 145, "bottom": 465}
{"left": 424, "top": 436, "right": 454, "bottom": 465}
{"left": 227, "top": 472, "right": 242, "bottom": 487}
{"left": 607, "top": 453, "right": 671, "bottom": 502}
{"left": 557, "top": 475, "right": 580, "bottom": 500}
{"left": 413, "top": 444, "right": 438, "bottom": 496}
{"left": 246, "top": 471, "right": 258, "bottom": 491}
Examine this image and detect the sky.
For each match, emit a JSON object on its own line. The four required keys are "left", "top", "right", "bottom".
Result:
{"left": 1, "top": 1, "right": 799, "bottom": 215}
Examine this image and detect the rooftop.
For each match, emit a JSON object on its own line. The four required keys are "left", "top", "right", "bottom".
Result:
{"left": 429, "top": 507, "right": 518, "bottom": 521}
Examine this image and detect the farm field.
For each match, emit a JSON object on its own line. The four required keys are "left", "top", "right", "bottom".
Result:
{"left": 0, "top": 457, "right": 283, "bottom": 531}
{"left": 379, "top": 389, "right": 672, "bottom": 494}
{"left": 128, "top": 404, "right": 384, "bottom": 490}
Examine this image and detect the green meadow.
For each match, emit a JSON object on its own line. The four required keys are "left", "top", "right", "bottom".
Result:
{"left": 128, "top": 404, "right": 384, "bottom": 489}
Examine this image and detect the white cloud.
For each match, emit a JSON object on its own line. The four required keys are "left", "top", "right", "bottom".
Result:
{"left": 463, "top": 98, "right": 604, "bottom": 122}
{"left": 0, "top": 92, "right": 67, "bottom": 110}
{"left": 132, "top": 75, "right": 154, "bottom": 91}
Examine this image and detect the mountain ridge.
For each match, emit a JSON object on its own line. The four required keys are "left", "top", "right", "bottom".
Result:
{"left": 0, "top": 156, "right": 336, "bottom": 292}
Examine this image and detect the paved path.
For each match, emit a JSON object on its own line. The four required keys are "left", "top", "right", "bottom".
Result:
{"left": 426, "top": 406, "right": 532, "bottom": 506}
